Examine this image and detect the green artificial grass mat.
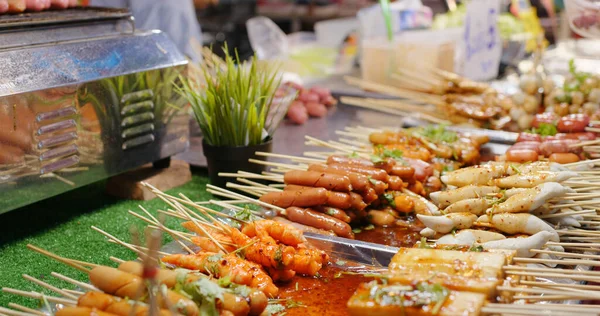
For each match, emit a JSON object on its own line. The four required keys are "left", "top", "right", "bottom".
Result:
{"left": 0, "top": 169, "right": 211, "bottom": 308}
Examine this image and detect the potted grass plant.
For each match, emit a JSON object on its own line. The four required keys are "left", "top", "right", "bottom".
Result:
{"left": 179, "top": 45, "right": 294, "bottom": 187}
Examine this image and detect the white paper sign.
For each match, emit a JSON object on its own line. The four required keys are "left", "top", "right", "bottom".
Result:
{"left": 462, "top": 0, "right": 502, "bottom": 81}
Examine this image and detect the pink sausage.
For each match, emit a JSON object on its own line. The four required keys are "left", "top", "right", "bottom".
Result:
{"left": 25, "top": 0, "right": 44, "bottom": 11}
{"left": 517, "top": 132, "right": 542, "bottom": 143}
{"left": 540, "top": 139, "right": 581, "bottom": 156}
{"left": 0, "top": 0, "right": 9, "bottom": 13}
{"left": 510, "top": 141, "right": 541, "bottom": 154}
{"left": 557, "top": 114, "right": 590, "bottom": 133}
{"left": 532, "top": 112, "right": 559, "bottom": 128}
{"left": 404, "top": 158, "right": 433, "bottom": 182}
{"left": 50, "top": 0, "right": 68, "bottom": 8}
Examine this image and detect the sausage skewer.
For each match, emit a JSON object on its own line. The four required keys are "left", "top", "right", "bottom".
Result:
{"left": 26, "top": 244, "right": 199, "bottom": 316}
{"left": 207, "top": 185, "right": 354, "bottom": 238}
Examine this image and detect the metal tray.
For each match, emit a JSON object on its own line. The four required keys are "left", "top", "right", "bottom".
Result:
{"left": 401, "top": 117, "right": 519, "bottom": 144}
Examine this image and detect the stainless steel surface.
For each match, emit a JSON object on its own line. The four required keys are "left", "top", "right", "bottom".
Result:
{"left": 402, "top": 117, "right": 519, "bottom": 144}
{"left": 304, "top": 232, "right": 398, "bottom": 266}
{"left": 0, "top": 20, "right": 189, "bottom": 215}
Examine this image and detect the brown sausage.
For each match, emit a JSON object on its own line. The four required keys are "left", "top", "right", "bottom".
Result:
{"left": 327, "top": 163, "right": 389, "bottom": 182}
{"left": 327, "top": 155, "right": 374, "bottom": 168}
{"left": 117, "top": 261, "right": 178, "bottom": 288}
{"left": 389, "top": 165, "right": 415, "bottom": 180}
{"left": 78, "top": 292, "right": 175, "bottom": 316}
{"left": 387, "top": 176, "right": 405, "bottom": 191}
{"left": 119, "top": 261, "right": 266, "bottom": 316}
{"left": 56, "top": 307, "right": 118, "bottom": 316}
{"left": 259, "top": 188, "right": 328, "bottom": 208}
{"left": 314, "top": 206, "right": 352, "bottom": 223}
{"left": 307, "top": 164, "right": 370, "bottom": 191}
{"left": 88, "top": 266, "right": 198, "bottom": 316}
{"left": 221, "top": 293, "right": 251, "bottom": 316}
{"left": 361, "top": 187, "right": 379, "bottom": 204}
{"left": 284, "top": 185, "right": 352, "bottom": 209}
{"left": 349, "top": 192, "right": 367, "bottom": 211}
{"left": 326, "top": 191, "right": 352, "bottom": 209}
{"left": 327, "top": 155, "right": 396, "bottom": 173}
{"left": 285, "top": 207, "right": 354, "bottom": 238}
{"left": 283, "top": 170, "right": 352, "bottom": 192}
{"left": 369, "top": 179, "right": 388, "bottom": 195}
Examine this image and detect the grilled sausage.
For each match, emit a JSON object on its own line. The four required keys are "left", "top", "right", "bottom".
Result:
{"left": 314, "top": 206, "right": 352, "bottom": 223}
{"left": 259, "top": 188, "right": 329, "bottom": 208}
{"left": 326, "top": 163, "right": 389, "bottom": 182}
{"left": 387, "top": 176, "right": 405, "bottom": 191}
{"left": 349, "top": 192, "right": 367, "bottom": 211}
{"left": 283, "top": 170, "right": 352, "bottom": 192}
{"left": 284, "top": 185, "right": 352, "bottom": 209}
{"left": 285, "top": 207, "right": 354, "bottom": 238}
{"left": 56, "top": 307, "right": 118, "bottom": 316}
{"left": 88, "top": 266, "right": 198, "bottom": 316}
{"left": 389, "top": 165, "right": 415, "bottom": 180}
{"left": 307, "top": 164, "right": 370, "bottom": 191}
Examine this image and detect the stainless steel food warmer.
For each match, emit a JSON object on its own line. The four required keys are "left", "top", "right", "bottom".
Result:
{"left": 0, "top": 7, "right": 189, "bottom": 214}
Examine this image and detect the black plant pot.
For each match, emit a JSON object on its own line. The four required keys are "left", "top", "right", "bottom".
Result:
{"left": 202, "top": 138, "right": 273, "bottom": 189}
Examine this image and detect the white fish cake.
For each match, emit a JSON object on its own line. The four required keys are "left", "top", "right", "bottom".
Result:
{"left": 488, "top": 182, "right": 568, "bottom": 214}
{"left": 492, "top": 171, "right": 578, "bottom": 188}
{"left": 417, "top": 213, "right": 477, "bottom": 234}
{"left": 441, "top": 165, "right": 506, "bottom": 187}
{"left": 477, "top": 213, "right": 559, "bottom": 242}
{"left": 430, "top": 185, "right": 500, "bottom": 208}
{"left": 444, "top": 198, "right": 491, "bottom": 215}
{"left": 482, "top": 231, "right": 554, "bottom": 258}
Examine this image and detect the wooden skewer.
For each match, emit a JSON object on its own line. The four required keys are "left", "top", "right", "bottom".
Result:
{"left": 0, "top": 306, "right": 47, "bottom": 316}
{"left": 254, "top": 152, "right": 323, "bottom": 164}
{"left": 248, "top": 158, "right": 306, "bottom": 171}
{"left": 7, "top": 303, "right": 46, "bottom": 316}
{"left": 218, "top": 173, "right": 283, "bottom": 183}
{"left": 124, "top": 211, "right": 196, "bottom": 255}
{"left": 50, "top": 272, "right": 99, "bottom": 292}
{"left": 506, "top": 270, "right": 600, "bottom": 282}
{"left": 22, "top": 274, "right": 79, "bottom": 300}
{"left": 26, "top": 244, "right": 90, "bottom": 273}
{"left": 530, "top": 248, "right": 600, "bottom": 260}
{"left": 519, "top": 280, "right": 600, "bottom": 291}
{"left": 497, "top": 285, "right": 600, "bottom": 299}
{"left": 2, "top": 288, "right": 77, "bottom": 306}
{"left": 538, "top": 209, "right": 596, "bottom": 219}
{"left": 236, "top": 177, "right": 279, "bottom": 190}
{"left": 107, "top": 240, "right": 171, "bottom": 257}
{"left": 225, "top": 183, "right": 265, "bottom": 197}
{"left": 210, "top": 200, "right": 250, "bottom": 214}
{"left": 504, "top": 265, "right": 600, "bottom": 277}
{"left": 207, "top": 184, "right": 285, "bottom": 213}
{"left": 483, "top": 304, "right": 599, "bottom": 313}
{"left": 512, "top": 294, "right": 575, "bottom": 301}
{"left": 62, "top": 289, "right": 84, "bottom": 296}
{"left": 513, "top": 256, "right": 600, "bottom": 267}
{"left": 92, "top": 225, "right": 149, "bottom": 257}
{"left": 144, "top": 183, "right": 248, "bottom": 224}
